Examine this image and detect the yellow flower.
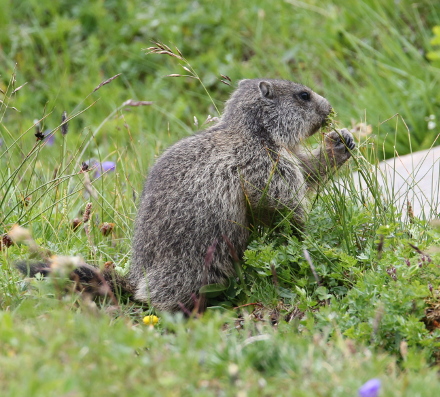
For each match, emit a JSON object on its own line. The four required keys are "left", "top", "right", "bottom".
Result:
{"left": 143, "top": 315, "right": 159, "bottom": 326}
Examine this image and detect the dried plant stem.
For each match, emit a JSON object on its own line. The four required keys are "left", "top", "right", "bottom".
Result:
{"left": 183, "top": 64, "right": 220, "bottom": 115}
{"left": 303, "top": 249, "right": 321, "bottom": 286}
{"left": 83, "top": 203, "right": 94, "bottom": 251}
{"left": 93, "top": 73, "right": 122, "bottom": 93}
{"left": 146, "top": 42, "right": 221, "bottom": 115}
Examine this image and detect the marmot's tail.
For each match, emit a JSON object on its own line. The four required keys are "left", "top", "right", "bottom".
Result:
{"left": 16, "top": 258, "right": 134, "bottom": 302}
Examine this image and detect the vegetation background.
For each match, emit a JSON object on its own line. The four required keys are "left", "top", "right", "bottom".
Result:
{"left": 1, "top": 0, "right": 440, "bottom": 395}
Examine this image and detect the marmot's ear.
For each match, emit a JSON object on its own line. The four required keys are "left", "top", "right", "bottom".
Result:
{"left": 259, "top": 81, "right": 274, "bottom": 99}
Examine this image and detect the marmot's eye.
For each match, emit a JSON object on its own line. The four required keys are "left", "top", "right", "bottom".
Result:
{"left": 299, "top": 91, "right": 310, "bottom": 101}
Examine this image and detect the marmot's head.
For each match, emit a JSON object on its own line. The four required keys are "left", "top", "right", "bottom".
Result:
{"left": 222, "top": 79, "right": 332, "bottom": 148}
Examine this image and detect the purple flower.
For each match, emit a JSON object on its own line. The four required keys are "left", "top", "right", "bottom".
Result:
{"left": 359, "top": 379, "right": 381, "bottom": 397}
{"left": 93, "top": 161, "right": 116, "bottom": 178}
{"left": 43, "top": 130, "right": 55, "bottom": 146}
{"left": 101, "top": 161, "right": 116, "bottom": 172}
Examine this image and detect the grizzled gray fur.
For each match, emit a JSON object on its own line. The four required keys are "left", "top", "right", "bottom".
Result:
{"left": 129, "top": 78, "right": 355, "bottom": 312}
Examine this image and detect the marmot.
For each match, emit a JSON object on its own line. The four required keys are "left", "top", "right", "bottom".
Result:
{"left": 18, "top": 79, "right": 355, "bottom": 312}
{"left": 130, "top": 78, "right": 354, "bottom": 311}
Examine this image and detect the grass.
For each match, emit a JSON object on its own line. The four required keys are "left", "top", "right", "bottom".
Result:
{"left": 1, "top": 0, "right": 440, "bottom": 157}
{"left": 1, "top": 0, "right": 440, "bottom": 395}
{"left": 2, "top": 308, "right": 440, "bottom": 397}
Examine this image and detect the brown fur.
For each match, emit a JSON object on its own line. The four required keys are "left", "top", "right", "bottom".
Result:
{"left": 129, "top": 79, "right": 355, "bottom": 311}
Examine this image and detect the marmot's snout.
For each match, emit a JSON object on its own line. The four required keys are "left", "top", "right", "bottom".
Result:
{"left": 316, "top": 96, "right": 333, "bottom": 128}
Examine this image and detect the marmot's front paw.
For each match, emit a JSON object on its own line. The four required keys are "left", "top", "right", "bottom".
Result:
{"left": 325, "top": 129, "right": 356, "bottom": 152}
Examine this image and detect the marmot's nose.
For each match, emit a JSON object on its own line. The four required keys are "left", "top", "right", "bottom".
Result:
{"left": 321, "top": 102, "right": 332, "bottom": 118}
{"left": 315, "top": 94, "right": 332, "bottom": 114}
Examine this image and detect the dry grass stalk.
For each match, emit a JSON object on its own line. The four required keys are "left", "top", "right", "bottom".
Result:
{"left": 303, "top": 249, "right": 321, "bottom": 286}
{"left": 93, "top": 73, "right": 122, "bottom": 93}
{"left": 82, "top": 173, "right": 98, "bottom": 199}
{"left": 219, "top": 74, "right": 232, "bottom": 86}
{"left": 83, "top": 202, "right": 94, "bottom": 248}
{"left": 166, "top": 74, "right": 197, "bottom": 79}
{"left": 145, "top": 42, "right": 184, "bottom": 60}
{"left": 407, "top": 200, "right": 415, "bottom": 223}
{"left": 145, "top": 40, "right": 221, "bottom": 114}
{"left": 11, "top": 82, "right": 28, "bottom": 94}
{"left": 83, "top": 203, "right": 92, "bottom": 223}
{"left": 122, "top": 99, "right": 153, "bottom": 107}
{"left": 203, "top": 115, "right": 220, "bottom": 125}
{"left": 0, "top": 99, "right": 19, "bottom": 111}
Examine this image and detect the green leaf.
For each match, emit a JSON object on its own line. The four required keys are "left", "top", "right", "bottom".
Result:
{"left": 199, "top": 283, "right": 228, "bottom": 297}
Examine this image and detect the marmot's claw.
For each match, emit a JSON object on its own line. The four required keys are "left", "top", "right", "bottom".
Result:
{"left": 343, "top": 132, "right": 356, "bottom": 150}
{"left": 327, "top": 129, "right": 356, "bottom": 151}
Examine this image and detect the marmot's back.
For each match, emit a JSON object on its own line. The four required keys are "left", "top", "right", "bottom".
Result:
{"left": 130, "top": 129, "right": 249, "bottom": 311}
